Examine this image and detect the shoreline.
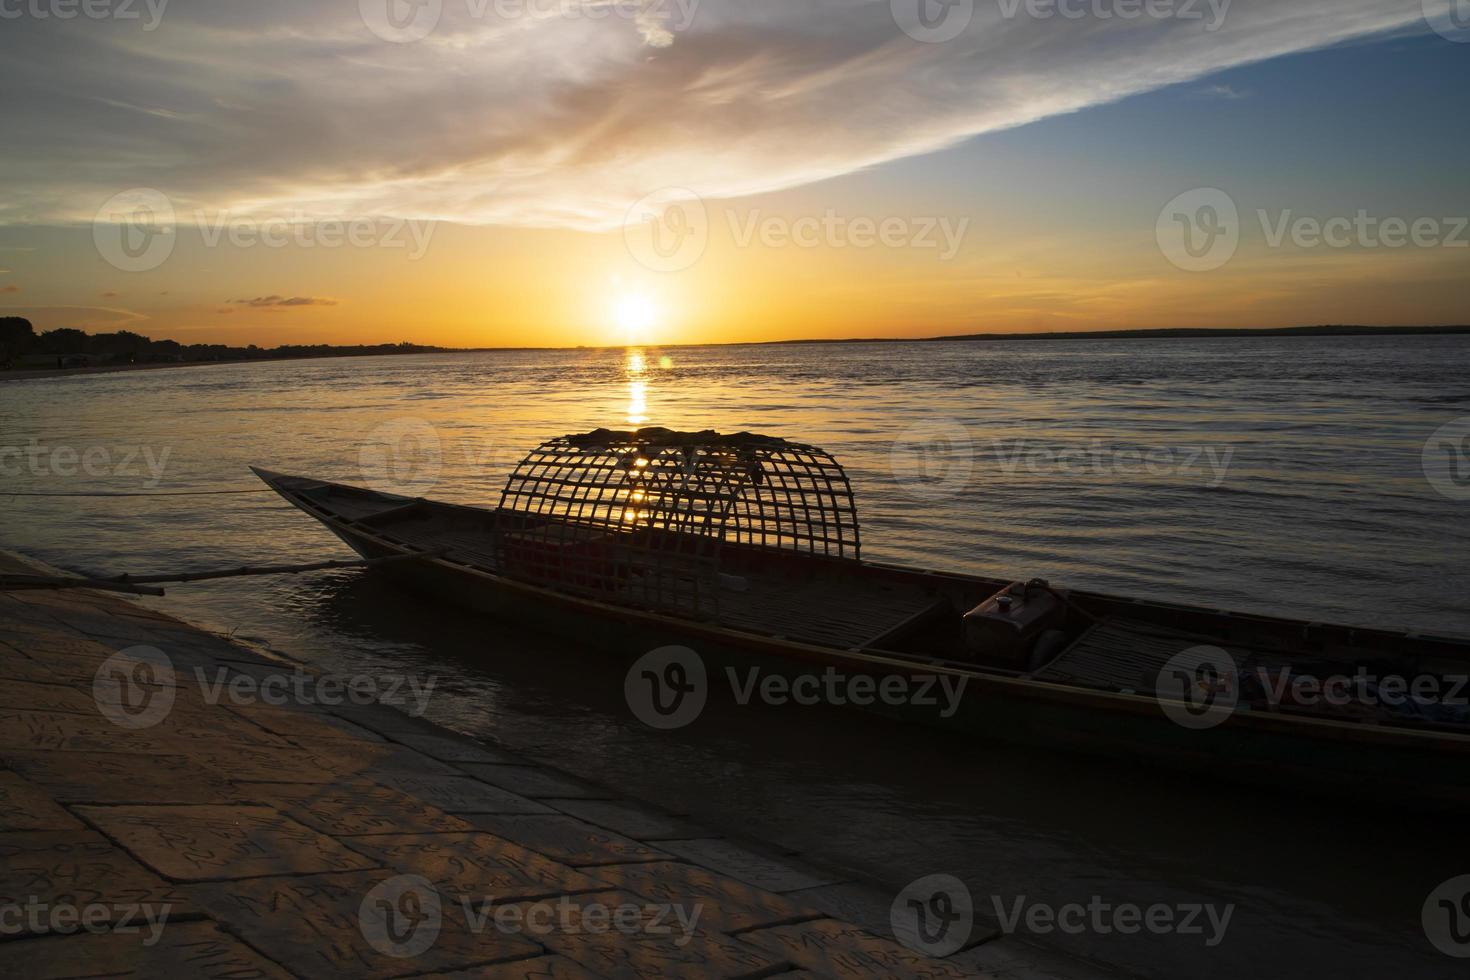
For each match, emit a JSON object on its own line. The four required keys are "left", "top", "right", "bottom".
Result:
{"left": 3, "top": 324, "right": 1467, "bottom": 384}
{"left": 0, "top": 353, "right": 434, "bottom": 384}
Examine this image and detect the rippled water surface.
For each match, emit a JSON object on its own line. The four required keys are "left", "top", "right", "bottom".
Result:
{"left": 2, "top": 335, "right": 1468, "bottom": 978}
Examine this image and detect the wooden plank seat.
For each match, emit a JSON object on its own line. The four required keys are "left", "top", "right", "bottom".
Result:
{"left": 718, "top": 574, "right": 941, "bottom": 649}
{"left": 1031, "top": 618, "right": 1241, "bottom": 693}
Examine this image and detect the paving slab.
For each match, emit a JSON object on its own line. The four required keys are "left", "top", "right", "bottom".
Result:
{"left": 462, "top": 764, "right": 618, "bottom": 800}
{"left": 187, "top": 869, "right": 544, "bottom": 980}
{"left": 224, "top": 701, "right": 387, "bottom": 743}
{"left": 949, "top": 936, "right": 1120, "bottom": 979}
{"left": 0, "top": 626, "right": 122, "bottom": 663}
{"left": 367, "top": 772, "right": 555, "bottom": 814}
{"left": 784, "top": 879, "right": 1000, "bottom": 950}
{"left": 391, "top": 731, "right": 534, "bottom": 765}
{"left": 309, "top": 739, "right": 463, "bottom": 777}
{"left": 176, "top": 740, "right": 336, "bottom": 782}
{"left": 0, "top": 638, "right": 32, "bottom": 662}
{"left": 0, "top": 596, "right": 63, "bottom": 628}
{"left": 656, "top": 839, "right": 840, "bottom": 893}
{"left": 0, "top": 920, "right": 294, "bottom": 978}
{"left": 4, "top": 643, "right": 186, "bottom": 687}
{"left": 424, "top": 954, "right": 607, "bottom": 978}
{"left": 0, "top": 707, "right": 284, "bottom": 754}
{"left": 591, "top": 861, "right": 816, "bottom": 934}
{"left": 737, "top": 917, "right": 980, "bottom": 979}
{"left": 146, "top": 637, "right": 277, "bottom": 672}
{"left": 497, "top": 889, "right": 785, "bottom": 980}
{"left": 341, "top": 831, "right": 607, "bottom": 899}
{"left": 1, "top": 749, "right": 239, "bottom": 804}
{"left": 244, "top": 779, "right": 478, "bottom": 836}
{"left": 137, "top": 738, "right": 456, "bottom": 784}
{"left": 213, "top": 659, "right": 325, "bottom": 690}
{"left": 328, "top": 701, "right": 453, "bottom": 736}
{"left": 221, "top": 663, "right": 430, "bottom": 711}
{"left": 547, "top": 799, "right": 703, "bottom": 841}
{"left": 0, "top": 770, "right": 84, "bottom": 831}
{"left": 0, "top": 677, "right": 104, "bottom": 715}
{"left": 1, "top": 654, "right": 120, "bottom": 688}
{"left": 464, "top": 816, "right": 671, "bottom": 868}
{"left": 0, "top": 831, "right": 192, "bottom": 936}
{"left": 48, "top": 608, "right": 184, "bottom": 646}
{"left": 74, "top": 804, "right": 378, "bottom": 881}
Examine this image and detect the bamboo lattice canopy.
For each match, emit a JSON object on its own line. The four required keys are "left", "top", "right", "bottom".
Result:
{"left": 494, "top": 428, "right": 861, "bottom": 615}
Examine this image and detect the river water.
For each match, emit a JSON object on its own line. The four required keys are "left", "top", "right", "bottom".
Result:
{"left": 2, "top": 335, "right": 1467, "bottom": 978}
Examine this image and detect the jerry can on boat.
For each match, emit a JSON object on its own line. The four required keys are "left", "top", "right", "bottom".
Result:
{"left": 964, "top": 580, "right": 1068, "bottom": 671}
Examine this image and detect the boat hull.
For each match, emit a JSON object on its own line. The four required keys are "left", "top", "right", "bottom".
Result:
{"left": 255, "top": 467, "right": 1470, "bottom": 809}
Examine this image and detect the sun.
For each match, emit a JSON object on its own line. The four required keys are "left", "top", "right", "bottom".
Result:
{"left": 613, "top": 292, "right": 659, "bottom": 344}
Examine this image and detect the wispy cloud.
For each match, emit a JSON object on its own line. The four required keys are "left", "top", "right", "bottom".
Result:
{"left": 0, "top": 1, "right": 1432, "bottom": 230}
{"left": 1196, "top": 84, "right": 1250, "bottom": 99}
{"left": 229, "top": 295, "right": 337, "bottom": 309}
{"left": 0, "top": 285, "right": 20, "bottom": 295}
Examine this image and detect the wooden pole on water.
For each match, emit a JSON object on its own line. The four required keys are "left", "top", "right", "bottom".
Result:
{"left": 0, "top": 549, "right": 449, "bottom": 596}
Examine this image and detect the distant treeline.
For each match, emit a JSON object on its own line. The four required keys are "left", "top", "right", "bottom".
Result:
{"left": 0, "top": 317, "right": 447, "bottom": 369}
{"left": 757, "top": 324, "right": 1470, "bottom": 346}
{"left": 928, "top": 324, "right": 1470, "bottom": 342}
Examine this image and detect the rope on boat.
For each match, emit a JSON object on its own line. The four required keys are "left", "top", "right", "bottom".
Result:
{"left": 0, "top": 549, "right": 450, "bottom": 597}
{"left": 0, "top": 488, "right": 276, "bottom": 497}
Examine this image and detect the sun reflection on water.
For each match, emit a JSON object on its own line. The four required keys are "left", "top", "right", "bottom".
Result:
{"left": 626, "top": 348, "right": 648, "bottom": 426}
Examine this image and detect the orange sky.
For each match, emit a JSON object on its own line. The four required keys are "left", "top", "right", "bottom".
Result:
{"left": 2, "top": 5, "right": 1467, "bottom": 348}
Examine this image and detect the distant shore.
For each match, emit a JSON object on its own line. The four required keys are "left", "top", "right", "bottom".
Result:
{"left": 776, "top": 324, "right": 1470, "bottom": 345}
{"left": 0, "top": 352, "right": 429, "bottom": 384}
{"left": 4, "top": 324, "right": 1466, "bottom": 383}
{"left": 0, "top": 360, "right": 232, "bottom": 383}
{"left": 926, "top": 324, "right": 1470, "bottom": 343}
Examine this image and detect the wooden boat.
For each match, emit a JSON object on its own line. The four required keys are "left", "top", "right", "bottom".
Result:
{"left": 254, "top": 427, "right": 1470, "bottom": 806}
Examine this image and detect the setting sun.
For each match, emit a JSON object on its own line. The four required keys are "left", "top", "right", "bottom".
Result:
{"left": 613, "top": 292, "right": 659, "bottom": 344}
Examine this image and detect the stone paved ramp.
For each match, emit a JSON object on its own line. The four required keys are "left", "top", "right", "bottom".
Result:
{"left": 0, "top": 552, "right": 1121, "bottom": 979}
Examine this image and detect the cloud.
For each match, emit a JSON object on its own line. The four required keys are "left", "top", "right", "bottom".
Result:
{"left": 0, "top": 285, "right": 19, "bottom": 294}
{"left": 1196, "top": 84, "right": 1250, "bottom": 99}
{"left": 0, "top": 1, "right": 1432, "bottom": 230}
{"left": 228, "top": 295, "right": 337, "bottom": 308}
{"left": 101, "top": 290, "right": 119, "bottom": 298}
